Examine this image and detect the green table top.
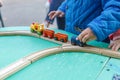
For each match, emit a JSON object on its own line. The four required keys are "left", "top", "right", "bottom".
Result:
{"left": 0, "top": 26, "right": 119, "bottom": 80}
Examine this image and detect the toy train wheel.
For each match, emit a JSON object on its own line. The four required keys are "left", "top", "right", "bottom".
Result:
{"left": 37, "top": 31, "right": 41, "bottom": 35}
{"left": 60, "top": 39, "right": 64, "bottom": 42}
{"left": 71, "top": 42, "right": 76, "bottom": 45}
{"left": 54, "top": 37, "right": 58, "bottom": 40}
{"left": 43, "top": 33, "right": 46, "bottom": 37}
{"left": 78, "top": 42, "right": 85, "bottom": 47}
{"left": 31, "top": 29, "right": 35, "bottom": 33}
{"left": 48, "top": 35, "right": 52, "bottom": 39}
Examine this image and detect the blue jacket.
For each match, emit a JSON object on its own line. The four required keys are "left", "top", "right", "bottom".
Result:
{"left": 58, "top": 0, "right": 120, "bottom": 41}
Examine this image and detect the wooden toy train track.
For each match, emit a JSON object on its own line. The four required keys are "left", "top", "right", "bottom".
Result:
{"left": 0, "top": 30, "right": 120, "bottom": 80}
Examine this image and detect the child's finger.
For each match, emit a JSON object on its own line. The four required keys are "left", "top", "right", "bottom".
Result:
{"left": 82, "top": 33, "right": 89, "bottom": 43}
{"left": 112, "top": 44, "right": 117, "bottom": 51}
{"left": 59, "top": 12, "right": 64, "bottom": 17}
{"left": 51, "top": 11, "right": 60, "bottom": 19}
{"left": 77, "top": 33, "right": 87, "bottom": 42}
{"left": 48, "top": 11, "right": 55, "bottom": 16}
{"left": 48, "top": 11, "right": 56, "bottom": 19}
{"left": 108, "top": 43, "right": 114, "bottom": 48}
{"left": 114, "top": 44, "right": 120, "bottom": 51}
{"left": 51, "top": 14, "right": 57, "bottom": 19}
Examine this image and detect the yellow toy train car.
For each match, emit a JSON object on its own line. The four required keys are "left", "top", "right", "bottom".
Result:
{"left": 30, "top": 23, "right": 44, "bottom": 35}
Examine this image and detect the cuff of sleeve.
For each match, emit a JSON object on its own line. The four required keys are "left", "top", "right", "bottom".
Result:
{"left": 113, "top": 29, "right": 120, "bottom": 40}
{"left": 88, "top": 23, "right": 104, "bottom": 41}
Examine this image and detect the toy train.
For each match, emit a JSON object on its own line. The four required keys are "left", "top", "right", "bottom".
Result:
{"left": 71, "top": 36, "right": 86, "bottom": 47}
{"left": 30, "top": 23, "right": 68, "bottom": 43}
{"left": 30, "top": 23, "right": 85, "bottom": 46}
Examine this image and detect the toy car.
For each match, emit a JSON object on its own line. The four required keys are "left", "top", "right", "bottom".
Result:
{"left": 30, "top": 23, "right": 44, "bottom": 35}
{"left": 54, "top": 33, "right": 68, "bottom": 42}
{"left": 43, "top": 29, "right": 55, "bottom": 39}
{"left": 71, "top": 36, "right": 86, "bottom": 47}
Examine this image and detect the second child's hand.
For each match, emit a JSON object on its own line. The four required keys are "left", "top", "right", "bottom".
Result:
{"left": 109, "top": 39, "right": 120, "bottom": 51}
{"left": 48, "top": 10, "right": 64, "bottom": 20}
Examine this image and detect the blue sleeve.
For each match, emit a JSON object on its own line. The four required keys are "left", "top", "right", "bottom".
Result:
{"left": 58, "top": 0, "right": 67, "bottom": 13}
{"left": 88, "top": 0, "right": 120, "bottom": 41}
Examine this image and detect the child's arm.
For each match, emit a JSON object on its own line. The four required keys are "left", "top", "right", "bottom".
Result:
{"left": 77, "top": 0, "right": 120, "bottom": 43}
{"left": 113, "top": 29, "right": 120, "bottom": 41}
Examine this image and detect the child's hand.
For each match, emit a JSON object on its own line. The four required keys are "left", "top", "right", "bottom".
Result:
{"left": 48, "top": 10, "right": 64, "bottom": 20}
{"left": 76, "top": 28, "right": 97, "bottom": 43}
{"left": 109, "top": 39, "right": 120, "bottom": 51}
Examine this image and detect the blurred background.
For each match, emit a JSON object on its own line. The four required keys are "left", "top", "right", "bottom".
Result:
{"left": 1, "top": 0, "right": 48, "bottom": 27}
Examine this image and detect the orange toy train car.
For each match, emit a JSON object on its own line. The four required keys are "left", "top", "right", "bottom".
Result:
{"left": 43, "top": 29, "right": 68, "bottom": 42}
{"left": 54, "top": 33, "right": 68, "bottom": 42}
{"left": 30, "top": 23, "right": 44, "bottom": 35}
{"left": 43, "top": 29, "right": 55, "bottom": 39}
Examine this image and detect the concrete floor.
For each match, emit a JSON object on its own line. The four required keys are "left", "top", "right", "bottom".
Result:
{"left": 1, "top": 0, "right": 47, "bottom": 27}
